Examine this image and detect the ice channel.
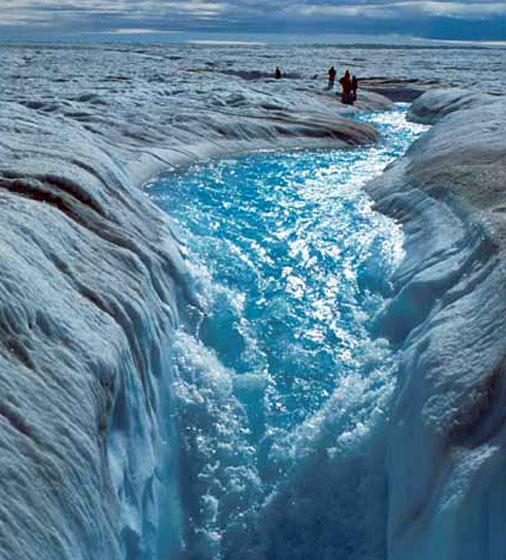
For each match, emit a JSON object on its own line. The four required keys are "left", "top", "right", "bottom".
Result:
{"left": 145, "top": 106, "right": 428, "bottom": 559}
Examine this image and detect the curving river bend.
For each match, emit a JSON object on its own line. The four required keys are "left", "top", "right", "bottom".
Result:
{"left": 146, "top": 106, "right": 427, "bottom": 559}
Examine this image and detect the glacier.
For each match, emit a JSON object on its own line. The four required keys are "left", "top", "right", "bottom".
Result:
{"left": 0, "top": 43, "right": 504, "bottom": 560}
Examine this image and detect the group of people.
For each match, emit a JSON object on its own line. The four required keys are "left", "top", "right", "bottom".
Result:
{"left": 274, "top": 66, "right": 358, "bottom": 105}
{"left": 328, "top": 67, "right": 358, "bottom": 105}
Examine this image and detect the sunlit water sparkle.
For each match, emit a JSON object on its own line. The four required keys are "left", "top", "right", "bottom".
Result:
{"left": 146, "top": 106, "right": 427, "bottom": 559}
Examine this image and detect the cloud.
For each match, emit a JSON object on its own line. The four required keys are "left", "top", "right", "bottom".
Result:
{"left": 385, "top": 1, "right": 506, "bottom": 18}
{"left": 288, "top": 1, "right": 506, "bottom": 20}
{"left": 0, "top": 0, "right": 504, "bottom": 39}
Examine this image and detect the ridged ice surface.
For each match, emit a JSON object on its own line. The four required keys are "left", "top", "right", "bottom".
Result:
{"left": 147, "top": 108, "right": 427, "bottom": 558}
{"left": 367, "top": 92, "right": 506, "bottom": 560}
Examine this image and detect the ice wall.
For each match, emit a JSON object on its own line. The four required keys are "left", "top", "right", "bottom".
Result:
{"left": 0, "top": 100, "right": 195, "bottom": 560}
{"left": 367, "top": 90, "right": 506, "bottom": 560}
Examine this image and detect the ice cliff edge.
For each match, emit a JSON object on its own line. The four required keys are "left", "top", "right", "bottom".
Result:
{"left": 0, "top": 101, "right": 193, "bottom": 560}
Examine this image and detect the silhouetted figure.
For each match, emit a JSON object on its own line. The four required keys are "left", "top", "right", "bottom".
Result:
{"left": 351, "top": 75, "right": 358, "bottom": 102}
{"left": 339, "top": 70, "right": 353, "bottom": 105}
{"left": 274, "top": 67, "right": 282, "bottom": 79}
{"left": 328, "top": 66, "right": 337, "bottom": 89}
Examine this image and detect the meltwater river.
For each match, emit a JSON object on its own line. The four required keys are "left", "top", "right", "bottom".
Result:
{"left": 146, "top": 106, "right": 427, "bottom": 559}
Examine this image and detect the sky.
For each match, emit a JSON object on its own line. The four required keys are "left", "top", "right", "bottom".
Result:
{"left": 0, "top": 0, "right": 504, "bottom": 42}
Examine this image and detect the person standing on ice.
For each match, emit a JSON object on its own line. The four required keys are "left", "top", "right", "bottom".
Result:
{"left": 274, "top": 66, "right": 282, "bottom": 79}
{"left": 328, "top": 66, "right": 337, "bottom": 89}
{"left": 339, "top": 69, "right": 353, "bottom": 105}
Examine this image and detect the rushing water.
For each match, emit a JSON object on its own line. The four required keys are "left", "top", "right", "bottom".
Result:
{"left": 146, "top": 106, "right": 427, "bottom": 559}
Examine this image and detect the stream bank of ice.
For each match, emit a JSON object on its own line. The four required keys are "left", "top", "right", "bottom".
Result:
{"left": 367, "top": 90, "right": 506, "bottom": 560}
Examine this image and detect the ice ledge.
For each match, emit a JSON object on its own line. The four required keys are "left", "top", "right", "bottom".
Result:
{"left": 367, "top": 89, "right": 506, "bottom": 560}
{"left": 407, "top": 87, "right": 502, "bottom": 125}
{"left": 0, "top": 101, "right": 191, "bottom": 560}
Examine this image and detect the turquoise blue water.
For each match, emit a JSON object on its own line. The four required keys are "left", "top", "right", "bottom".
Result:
{"left": 146, "top": 106, "right": 427, "bottom": 559}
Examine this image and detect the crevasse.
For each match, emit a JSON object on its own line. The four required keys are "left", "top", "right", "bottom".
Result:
{"left": 144, "top": 107, "right": 428, "bottom": 559}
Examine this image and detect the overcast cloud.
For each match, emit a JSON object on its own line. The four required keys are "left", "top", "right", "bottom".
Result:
{"left": 0, "top": 0, "right": 504, "bottom": 40}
